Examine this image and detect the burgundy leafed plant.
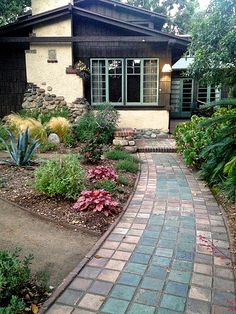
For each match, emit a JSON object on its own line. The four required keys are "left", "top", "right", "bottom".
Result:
{"left": 72, "top": 190, "right": 119, "bottom": 216}
{"left": 88, "top": 166, "right": 118, "bottom": 183}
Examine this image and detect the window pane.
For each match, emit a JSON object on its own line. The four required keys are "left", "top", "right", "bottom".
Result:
{"left": 182, "top": 79, "right": 193, "bottom": 112}
{"left": 127, "top": 75, "right": 140, "bottom": 102}
{"left": 143, "top": 60, "right": 158, "bottom": 103}
{"left": 108, "top": 59, "right": 123, "bottom": 103}
{"left": 91, "top": 60, "right": 106, "bottom": 103}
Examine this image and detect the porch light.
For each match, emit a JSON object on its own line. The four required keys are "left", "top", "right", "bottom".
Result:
{"left": 162, "top": 63, "right": 172, "bottom": 73}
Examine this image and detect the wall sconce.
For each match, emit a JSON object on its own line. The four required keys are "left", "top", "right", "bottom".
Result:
{"left": 162, "top": 63, "right": 172, "bottom": 73}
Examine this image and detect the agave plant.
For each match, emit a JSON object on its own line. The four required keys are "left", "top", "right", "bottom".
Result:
{"left": 0, "top": 128, "right": 40, "bottom": 166}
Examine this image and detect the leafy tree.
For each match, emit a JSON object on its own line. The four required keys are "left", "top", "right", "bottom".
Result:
{"left": 123, "top": 0, "right": 199, "bottom": 34}
{"left": 187, "top": 0, "right": 236, "bottom": 94}
{"left": 0, "top": 0, "right": 31, "bottom": 26}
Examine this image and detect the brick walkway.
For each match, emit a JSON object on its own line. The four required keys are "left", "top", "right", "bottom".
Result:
{"left": 46, "top": 153, "right": 236, "bottom": 314}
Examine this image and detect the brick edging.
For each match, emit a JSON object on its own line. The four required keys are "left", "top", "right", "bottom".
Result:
{"left": 39, "top": 162, "right": 142, "bottom": 313}
{"left": 138, "top": 147, "right": 176, "bottom": 153}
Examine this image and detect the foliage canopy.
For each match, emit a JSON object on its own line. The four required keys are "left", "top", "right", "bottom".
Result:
{"left": 187, "top": 0, "right": 236, "bottom": 91}
{"left": 0, "top": 0, "right": 30, "bottom": 26}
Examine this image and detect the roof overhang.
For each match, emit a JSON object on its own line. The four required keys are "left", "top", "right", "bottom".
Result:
{"left": 172, "top": 57, "right": 194, "bottom": 70}
{"left": 0, "top": 4, "right": 190, "bottom": 48}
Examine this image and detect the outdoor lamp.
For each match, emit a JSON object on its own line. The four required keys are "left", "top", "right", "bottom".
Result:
{"left": 162, "top": 63, "right": 172, "bottom": 73}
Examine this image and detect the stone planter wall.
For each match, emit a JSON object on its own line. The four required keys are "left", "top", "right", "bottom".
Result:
{"left": 113, "top": 128, "right": 137, "bottom": 153}
{"left": 134, "top": 128, "right": 168, "bottom": 139}
{"left": 21, "top": 83, "right": 88, "bottom": 122}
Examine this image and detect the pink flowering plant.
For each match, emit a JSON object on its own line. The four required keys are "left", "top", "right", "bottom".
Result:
{"left": 88, "top": 166, "right": 118, "bottom": 183}
{"left": 72, "top": 190, "right": 119, "bottom": 216}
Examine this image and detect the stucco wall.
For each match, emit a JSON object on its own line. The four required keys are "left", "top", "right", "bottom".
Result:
{"left": 117, "top": 110, "right": 169, "bottom": 131}
{"left": 25, "top": 17, "right": 83, "bottom": 103}
{"left": 33, "top": 19, "right": 71, "bottom": 37}
{"left": 26, "top": 44, "right": 83, "bottom": 103}
{"left": 32, "top": 0, "right": 73, "bottom": 15}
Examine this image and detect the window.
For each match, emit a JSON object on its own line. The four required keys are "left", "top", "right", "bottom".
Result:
{"left": 197, "top": 84, "right": 216, "bottom": 104}
{"left": 47, "top": 49, "right": 57, "bottom": 63}
{"left": 91, "top": 58, "right": 159, "bottom": 105}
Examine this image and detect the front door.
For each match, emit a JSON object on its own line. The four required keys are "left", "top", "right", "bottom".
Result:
{"left": 171, "top": 78, "right": 193, "bottom": 118}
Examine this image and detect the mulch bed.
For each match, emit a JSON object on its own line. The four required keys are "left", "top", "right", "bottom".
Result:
{"left": 0, "top": 156, "right": 137, "bottom": 234}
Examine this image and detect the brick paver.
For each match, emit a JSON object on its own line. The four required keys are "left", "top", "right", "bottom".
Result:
{"left": 46, "top": 153, "right": 236, "bottom": 314}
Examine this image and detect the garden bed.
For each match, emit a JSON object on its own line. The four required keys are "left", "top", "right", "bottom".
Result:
{"left": 0, "top": 157, "right": 137, "bottom": 234}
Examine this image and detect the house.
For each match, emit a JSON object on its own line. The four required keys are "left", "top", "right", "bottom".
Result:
{"left": 0, "top": 0, "right": 195, "bottom": 133}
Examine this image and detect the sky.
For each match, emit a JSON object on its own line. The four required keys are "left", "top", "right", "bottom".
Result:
{"left": 198, "top": 0, "right": 210, "bottom": 9}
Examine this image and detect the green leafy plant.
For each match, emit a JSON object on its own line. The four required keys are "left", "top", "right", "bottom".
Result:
{"left": 95, "top": 103, "right": 119, "bottom": 144}
{"left": 0, "top": 248, "right": 33, "bottom": 312}
{"left": 0, "top": 128, "right": 40, "bottom": 166}
{"left": 94, "top": 180, "right": 117, "bottom": 193}
{"left": 73, "top": 112, "right": 97, "bottom": 142}
{"left": 118, "top": 175, "right": 130, "bottom": 186}
{"left": 81, "top": 138, "right": 104, "bottom": 164}
{"left": 106, "top": 149, "right": 140, "bottom": 163}
{"left": 39, "top": 141, "right": 58, "bottom": 153}
{"left": 199, "top": 108, "right": 236, "bottom": 188}
{"left": 35, "top": 154, "right": 85, "bottom": 199}
{"left": 0, "top": 122, "right": 9, "bottom": 150}
{"left": 64, "top": 132, "right": 77, "bottom": 148}
{"left": 74, "top": 104, "right": 119, "bottom": 144}
{"left": 19, "top": 107, "right": 71, "bottom": 125}
{"left": 115, "top": 159, "right": 139, "bottom": 173}
{"left": 0, "top": 295, "right": 25, "bottom": 314}
{"left": 223, "top": 156, "right": 236, "bottom": 201}
{"left": 173, "top": 115, "right": 216, "bottom": 167}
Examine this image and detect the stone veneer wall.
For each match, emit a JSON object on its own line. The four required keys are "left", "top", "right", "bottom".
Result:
{"left": 113, "top": 128, "right": 137, "bottom": 153}
{"left": 22, "top": 83, "right": 88, "bottom": 122}
{"left": 134, "top": 128, "right": 169, "bottom": 139}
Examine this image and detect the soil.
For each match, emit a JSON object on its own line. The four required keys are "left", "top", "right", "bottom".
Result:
{"left": 214, "top": 191, "right": 236, "bottom": 268}
{"left": 0, "top": 156, "right": 137, "bottom": 234}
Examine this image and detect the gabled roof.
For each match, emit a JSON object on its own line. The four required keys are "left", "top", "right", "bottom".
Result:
{"left": 0, "top": 2, "right": 190, "bottom": 47}
{"left": 73, "top": 7, "right": 190, "bottom": 46}
{"left": 74, "top": 0, "right": 167, "bottom": 21}
{"left": 0, "top": 5, "right": 72, "bottom": 35}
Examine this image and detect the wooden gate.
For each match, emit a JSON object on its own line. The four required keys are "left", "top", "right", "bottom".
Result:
{"left": 0, "top": 44, "right": 27, "bottom": 118}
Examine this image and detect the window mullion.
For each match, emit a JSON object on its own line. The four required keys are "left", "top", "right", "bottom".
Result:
{"left": 106, "top": 59, "right": 109, "bottom": 103}
{"left": 141, "top": 59, "right": 144, "bottom": 104}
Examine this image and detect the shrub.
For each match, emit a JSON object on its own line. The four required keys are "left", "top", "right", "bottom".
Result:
{"left": 223, "top": 156, "right": 236, "bottom": 201}
{"left": 173, "top": 115, "right": 216, "bottom": 167}
{"left": 94, "top": 180, "right": 117, "bottom": 193}
{"left": 95, "top": 103, "right": 119, "bottom": 144}
{"left": 35, "top": 154, "right": 85, "bottom": 199}
{"left": 115, "top": 159, "right": 139, "bottom": 173}
{"left": 88, "top": 166, "right": 118, "bottom": 183}
{"left": 64, "top": 132, "right": 77, "bottom": 148}
{"left": 0, "top": 248, "right": 32, "bottom": 312}
{"left": 46, "top": 117, "right": 71, "bottom": 141}
{"left": 72, "top": 190, "right": 119, "bottom": 216}
{"left": 0, "top": 122, "right": 9, "bottom": 150}
{"left": 106, "top": 149, "right": 140, "bottom": 163}
{"left": 81, "top": 138, "right": 103, "bottom": 164}
{"left": 73, "top": 112, "right": 97, "bottom": 142}
{"left": 74, "top": 104, "right": 119, "bottom": 144}
{"left": 39, "top": 141, "right": 58, "bottom": 153}
{"left": 199, "top": 108, "right": 236, "bottom": 188}
{"left": 118, "top": 175, "right": 130, "bottom": 186}
{"left": 5, "top": 114, "right": 47, "bottom": 143}
{"left": 0, "top": 128, "right": 40, "bottom": 166}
